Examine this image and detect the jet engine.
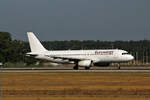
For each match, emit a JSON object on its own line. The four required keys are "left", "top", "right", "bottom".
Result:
{"left": 78, "top": 60, "right": 92, "bottom": 67}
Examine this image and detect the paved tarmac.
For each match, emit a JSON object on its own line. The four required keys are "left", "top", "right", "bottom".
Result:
{"left": 1, "top": 66, "right": 150, "bottom": 73}
{"left": 1, "top": 69, "right": 150, "bottom": 73}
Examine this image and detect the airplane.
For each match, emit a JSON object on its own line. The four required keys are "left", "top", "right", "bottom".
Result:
{"left": 26, "top": 32, "right": 134, "bottom": 70}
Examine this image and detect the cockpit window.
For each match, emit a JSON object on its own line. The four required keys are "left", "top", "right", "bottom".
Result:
{"left": 122, "top": 53, "right": 129, "bottom": 55}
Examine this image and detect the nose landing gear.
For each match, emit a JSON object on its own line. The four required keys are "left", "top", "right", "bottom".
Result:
{"left": 117, "top": 63, "right": 120, "bottom": 70}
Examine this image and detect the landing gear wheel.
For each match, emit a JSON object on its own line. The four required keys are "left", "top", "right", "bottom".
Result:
{"left": 73, "top": 64, "right": 79, "bottom": 70}
{"left": 118, "top": 66, "right": 120, "bottom": 70}
{"left": 117, "top": 63, "right": 120, "bottom": 70}
{"left": 85, "top": 67, "right": 90, "bottom": 70}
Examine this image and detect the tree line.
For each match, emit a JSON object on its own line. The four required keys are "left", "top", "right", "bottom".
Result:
{"left": 0, "top": 32, "right": 150, "bottom": 65}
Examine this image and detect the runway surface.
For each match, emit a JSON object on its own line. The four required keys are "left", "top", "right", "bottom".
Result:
{"left": 1, "top": 66, "right": 150, "bottom": 73}
{"left": 1, "top": 69, "right": 150, "bottom": 73}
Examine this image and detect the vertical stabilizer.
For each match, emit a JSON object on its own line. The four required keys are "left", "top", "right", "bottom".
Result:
{"left": 27, "top": 32, "right": 47, "bottom": 52}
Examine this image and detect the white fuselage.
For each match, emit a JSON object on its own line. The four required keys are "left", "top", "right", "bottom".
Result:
{"left": 33, "top": 49, "right": 134, "bottom": 64}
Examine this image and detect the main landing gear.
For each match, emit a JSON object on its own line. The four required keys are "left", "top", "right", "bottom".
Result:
{"left": 85, "top": 67, "right": 90, "bottom": 70}
{"left": 73, "top": 63, "right": 79, "bottom": 70}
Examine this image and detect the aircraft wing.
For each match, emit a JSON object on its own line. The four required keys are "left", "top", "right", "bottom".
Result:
{"left": 48, "top": 55, "right": 87, "bottom": 61}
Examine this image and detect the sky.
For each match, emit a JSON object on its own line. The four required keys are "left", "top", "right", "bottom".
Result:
{"left": 0, "top": 0, "right": 150, "bottom": 41}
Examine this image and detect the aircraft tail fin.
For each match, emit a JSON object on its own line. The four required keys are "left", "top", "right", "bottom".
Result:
{"left": 27, "top": 32, "right": 47, "bottom": 52}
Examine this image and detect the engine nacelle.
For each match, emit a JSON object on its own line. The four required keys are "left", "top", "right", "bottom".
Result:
{"left": 78, "top": 60, "right": 92, "bottom": 67}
